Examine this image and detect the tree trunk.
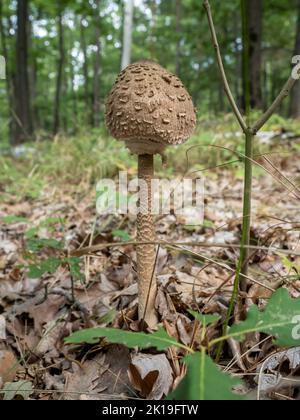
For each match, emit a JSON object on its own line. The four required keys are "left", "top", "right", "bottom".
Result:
{"left": 53, "top": 9, "right": 65, "bottom": 135}
{"left": 80, "top": 18, "right": 91, "bottom": 124}
{"left": 244, "top": 0, "right": 263, "bottom": 110}
{"left": 121, "top": 0, "right": 134, "bottom": 70}
{"left": 93, "top": 0, "right": 101, "bottom": 128}
{"left": 0, "top": 2, "right": 14, "bottom": 143}
{"left": 149, "top": 0, "right": 157, "bottom": 59}
{"left": 289, "top": 0, "right": 300, "bottom": 118}
{"left": 28, "top": 16, "right": 37, "bottom": 132}
{"left": 175, "top": 0, "right": 182, "bottom": 76}
{"left": 70, "top": 54, "right": 78, "bottom": 131}
{"left": 15, "top": 0, "right": 33, "bottom": 144}
{"left": 233, "top": 11, "right": 242, "bottom": 108}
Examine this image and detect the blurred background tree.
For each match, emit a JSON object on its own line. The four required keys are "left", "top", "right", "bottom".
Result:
{"left": 0, "top": 0, "right": 299, "bottom": 146}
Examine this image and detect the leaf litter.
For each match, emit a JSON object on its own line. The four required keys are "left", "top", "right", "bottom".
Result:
{"left": 0, "top": 138, "right": 300, "bottom": 399}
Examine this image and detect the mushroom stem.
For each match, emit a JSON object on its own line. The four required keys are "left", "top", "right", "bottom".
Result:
{"left": 137, "top": 154, "right": 157, "bottom": 328}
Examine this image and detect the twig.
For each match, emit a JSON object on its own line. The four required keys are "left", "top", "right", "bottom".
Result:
{"left": 172, "top": 244, "right": 275, "bottom": 292}
{"left": 252, "top": 76, "right": 298, "bottom": 134}
{"left": 203, "top": 0, "right": 247, "bottom": 133}
{"left": 70, "top": 240, "right": 300, "bottom": 258}
{"left": 49, "top": 288, "right": 90, "bottom": 318}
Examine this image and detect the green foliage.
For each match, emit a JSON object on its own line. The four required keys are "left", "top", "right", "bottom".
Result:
{"left": 1, "top": 0, "right": 299, "bottom": 144}
{"left": 281, "top": 256, "right": 300, "bottom": 274}
{"left": 189, "top": 311, "right": 220, "bottom": 326}
{"left": 168, "top": 351, "right": 244, "bottom": 401}
{"left": 1, "top": 215, "right": 28, "bottom": 224}
{"left": 228, "top": 288, "right": 300, "bottom": 347}
{"left": 1, "top": 381, "right": 33, "bottom": 400}
{"left": 112, "top": 229, "right": 132, "bottom": 242}
{"left": 26, "top": 238, "right": 64, "bottom": 252}
{"left": 65, "top": 257, "right": 84, "bottom": 282}
{"left": 1, "top": 216, "right": 84, "bottom": 282}
{"left": 65, "top": 326, "right": 187, "bottom": 351}
{"left": 65, "top": 288, "right": 300, "bottom": 400}
{"left": 28, "top": 257, "right": 61, "bottom": 279}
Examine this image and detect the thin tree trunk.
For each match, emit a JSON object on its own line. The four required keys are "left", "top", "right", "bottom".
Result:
{"left": 53, "top": 9, "right": 65, "bottom": 135}
{"left": 70, "top": 54, "right": 78, "bottom": 130}
{"left": 233, "top": 11, "right": 242, "bottom": 108}
{"left": 0, "top": 2, "right": 14, "bottom": 143}
{"left": 28, "top": 16, "right": 37, "bottom": 132}
{"left": 121, "top": 0, "right": 134, "bottom": 70}
{"left": 289, "top": 0, "right": 300, "bottom": 118}
{"left": 93, "top": 0, "right": 101, "bottom": 128}
{"left": 175, "top": 0, "right": 182, "bottom": 76}
{"left": 244, "top": 0, "right": 263, "bottom": 110}
{"left": 15, "top": 0, "right": 33, "bottom": 144}
{"left": 218, "top": 81, "right": 225, "bottom": 112}
{"left": 149, "top": 0, "right": 157, "bottom": 60}
{"left": 62, "top": 60, "right": 68, "bottom": 132}
{"left": 80, "top": 17, "right": 91, "bottom": 124}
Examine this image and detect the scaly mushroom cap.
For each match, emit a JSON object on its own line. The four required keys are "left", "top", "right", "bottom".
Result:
{"left": 106, "top": 60, "right": 197, "bottom": 154}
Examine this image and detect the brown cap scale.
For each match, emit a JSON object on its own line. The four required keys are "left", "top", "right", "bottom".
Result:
{"left": 106, "top": 61, "right": 196, "bottom": 328}
{"left": 106, "top": 60, "right": 196, "bottom": 155}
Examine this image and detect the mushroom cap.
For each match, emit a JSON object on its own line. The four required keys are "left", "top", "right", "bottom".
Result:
{"left": 105, "top": 60, "right": 197, "bottom": 155}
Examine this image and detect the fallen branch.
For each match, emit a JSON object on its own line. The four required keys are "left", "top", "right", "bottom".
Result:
{"left": 69, "top": 240, "right": 300, "bottom": 259}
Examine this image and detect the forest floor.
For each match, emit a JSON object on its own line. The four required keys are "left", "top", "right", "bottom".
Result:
{"left": 0, "top": 117, "right": 300, "bottom": 400}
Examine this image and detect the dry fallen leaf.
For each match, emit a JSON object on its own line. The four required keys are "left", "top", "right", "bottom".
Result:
{"left": 129, "top": 353, "right": 173, "bottom": 400}
{"left": 0, "top": 350, "right": 19, "bottom": 386}
{"left": 0, "top": 315, "right": 6, "bottom": 340}
{"left": 257, "top": 347, "right": 300, "bottom": 400}
{"left": 64, "top": 345, "right": 131, "bottom": 400}
{"left": 64, "top": 354, "right": 109, "bottom": 400}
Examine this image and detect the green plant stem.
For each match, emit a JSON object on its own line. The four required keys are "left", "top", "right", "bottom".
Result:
{"left": 239, "top": 0, "right": 252, "bottom": 289}
{"left": 215, "top": 0, "right": 252, "bottom": 362}
{"left": 240, "top": 130, "right": 254, "bottom": 286}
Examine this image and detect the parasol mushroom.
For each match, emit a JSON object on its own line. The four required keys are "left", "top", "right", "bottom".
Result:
{"left": 106, "top": 60, "right": 196, "bottom": 327}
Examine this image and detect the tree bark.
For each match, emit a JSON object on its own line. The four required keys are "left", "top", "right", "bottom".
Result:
{"left": 289, "top": 0, "right": 300, "bottom": 118}
{"left": 233, "top": 11, "right": 242, "bottom": 108}
{"left": 0, "top": 2, "right": 14, "bottom": 143}
{"left": 53, "top": 9, "right": 65, "bottom": 135}
{"left": 121, "top": 0, "right": 134, "bottom": 70}
{"left": 15, "top": 0, "right": 33, "bottom": 144}
{"left": 28, "top": 16, "right": 37, "bottom": 132}
{"left": 175, "top": 0, "right": 182, "bottom": 76}
{"left": 244, "top": 0, "right": 263, "bottom": 110}
{"left": 93, "top": 0, "right": 101, "bottom": 128}
{"left": 149, "top": 0, "right": 157, "bottom": 60}
{"left": 80, "top": 17, "right": 91, "bottom": 124}
{"left": 69, "top": 53, "right": 78, "bottom": 131}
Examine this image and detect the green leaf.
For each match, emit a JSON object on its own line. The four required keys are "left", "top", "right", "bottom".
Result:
{"left": 65, "top": 327, "right": 187, "bottom": 351}
{"left": 25, "top": 227, "right": 39, "bottom": 239}
{"left": 39, "top": 217, "right": 65, "bottom": 228}
{"left": 228, "top": 288, "right": 300, "bottom": 347}
{"left": 28, "top": 257, "right": 61, "bottom": 279}
{"left": 1, "top": 215, "right": 28, "bottom": 224}
{"left": 2, "top": 381, "right": 33, "bottom": 400}
{"left": 27, "top": 238, "right": 64, "bottom": 252}
{"left": 189, "top": 311, "right": 220, "bottom": 326}
{"left": 97, "top": 309, "right": 117, "bottom": 325}
{"left": 168, "top": 351, "right": 244, "bottom": 401}
{"left": 112, "top": 229, "right": 131, "bottom": 242}
{"left": 281, "top": 256, "right": 300, "bottom": 274}
{"left": 64, "top": 257, "right": 84, "bottom": 281}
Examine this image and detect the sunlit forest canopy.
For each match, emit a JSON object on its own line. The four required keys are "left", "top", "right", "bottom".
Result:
{"left": 0, "top": 0, "right": 299, "bottom": 146}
